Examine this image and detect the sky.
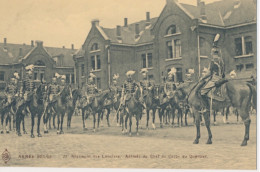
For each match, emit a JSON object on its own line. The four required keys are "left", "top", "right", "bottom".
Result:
{"left": 0, "top": 0, "right": 221, "bottom": 49}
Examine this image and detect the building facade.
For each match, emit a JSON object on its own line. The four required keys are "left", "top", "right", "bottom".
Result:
{"left": 74, "top": 0, "right": 256, "bottom": 89}
{"left": 0, "top": 39, "right": 77, "bottom": 91}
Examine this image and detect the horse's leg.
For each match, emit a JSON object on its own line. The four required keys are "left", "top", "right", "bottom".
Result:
{"left": 57, "top": 114, "right": 60, "bottom": 134}
{"left": 117, "top": 107, "right": 120, "bottom": 126}
{"left": 43, "top": 112, "right": 49, "bottom": 134}
{"left": 193, "top": 110, "right": 201, "bottom": 144}
{"left": 213, "top": 111, "right": 217, "bottom": 125}
{"left": 22, "top": 114, "right": 26, "bottom": 134}
{"left": 97, "top": 112, "right": 101, "bottom": 129}
{"left": 92, "top": 112, "right": 96, "bottom": 132}
{"left": 146, "top": 109, "right": 149, "bottom": 129}
{"left": 171, "top": 108, "right": 175, "bottom": 127}
{"left": 1, "top": 112, "right": 4, "bottom": 134}
{"left": 125, "top": 111, "right": 128, "bottom": 131}
{"left": 53, "top": 114, "right": 56, "bottom": 129}
{"left": 136, "top": 114, "right": 139, "bottom": 136}
{"left": 16, "top": 110, "right": 21, "bottom": 136}
{"left": 37, "top": 114, "right": 42, "bottom": 137}
{"left": 185, "top": 108, "right": 188, "bottom": 126}
{"left": 31, "top": 112, "right": 35, "bottom": 138}
{"left": 239, "top": 101, "right": 251, "bottom": 146}
{"left": 203, "top": 111, "right": 212, "bottom": 144}
{"left": 159, "top": 109, "right": 163, "bottom": 128}
{"left": 129, "top": 114, "right": 132, "bottom": 136}
{"left": 152, "top": 109, "right": 156, "bottom": 130}
{"left": 106, "top": 108, "right": 110, "bottom": 127}
{"left": 60, "top": 112, "right": 64, "bottom": 134}
{"left": 7, "top": 113, "right": 11, "bottom": 133}
{"left": 179, "top": 108, "right": 183, "bottom": 127}
{"left": 82, "top": 109, "right": 86, "bottom": 130}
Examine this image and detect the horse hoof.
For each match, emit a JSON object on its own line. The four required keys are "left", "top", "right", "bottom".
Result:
{"left": 213, "top": 122, "right": 217, "bottom": 126}
{"left": 160, "top": 124, "right": 163, "bottom": 128}
{"left": 44, "top": 131, "right": 48, "bottom": 134}
{"left": 38, "top": 134, "right": 42, "bottom": 137}
{"left": 193, "top": 140, "right": 199, "bottom": 144}
{"left": 31, "top": 134, "right": 35, "bottom": 138}
{"left": 241, "top": 140, "right": 247, "bottom": 146}
{"left": 146, "top": 127, "right": 149, "bottom": 130}
{"left": 206, "top": 140, "right": 212, "bottom": 144}
{"left": 1, "top": 131, "right": 4, "bottom": 134}
{"left": 57, "top": 131, "right": 60, "bottom": 134}
{"left": 117, "top": 123, "right": 120, "bottom": 127}
{"left": 23, "top": 131, "right": 27, "bottom": 134}
{"left": 93, "top": 129, "right": 96, "bottom": 133}
{"left": 6, "top": 131, "right": 10, "bottom": 134}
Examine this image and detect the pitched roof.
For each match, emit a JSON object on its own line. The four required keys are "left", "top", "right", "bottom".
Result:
{"left": 91, "top": 0, "right": 256, "bottom": 47}
{"left": 0, "top": 42, "right": 77, "bottom": 66}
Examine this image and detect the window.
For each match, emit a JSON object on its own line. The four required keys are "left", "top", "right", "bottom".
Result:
{"left": 142, "top": 53, "right": 153, "bottom": 68}
{"left": 245, "top": 36, "right": 253, "bottom": 55}
{"left": 40, "top": 73, "right": 44, "bottom": 82}
{"left": 176, "top": 68, "right": 183, "bottom": 82}
{"left": 97, "top": 78, "right": 101, "bottom": 89}
{"left": 91, "top": 43, "right": 99, "bottom": 51}
{"left": 166, "top": 25, "right": 179, "bottom": 35}
{"left": 81, "top": 64, "right": 84, "bottom": 76}
{"left": 66, "top": 74, "right": 70, "bottom": 83}
{"left": 246, "top": 63, "right": 254, "bottom": 70}
{"left": 34, "top": 73, "right": 38, "bottom": 80}
{"left": 71, "top": 74, "right": 75, "bottom": 84}
{"left": 235, "top": 38, "right": 242, "bottom": 56}
{"left": 236, "top": 64, "right": 244, "bottom": 71}
{"left": 0, "top": 71, "right": 4, "bottom": 81}
{"left": 91, "top": 55, "right": 101, "bottom": 70}
{"left": 167, "top": 39, "right": 181, "bottom": 59}
{"left": 199, "top": 37, "right": 210, "bottom": 56}
{"left": 235, "top": 36, "right": 253, "bottom": 56}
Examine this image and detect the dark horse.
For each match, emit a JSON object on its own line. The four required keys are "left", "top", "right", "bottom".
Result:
{"left": 187, "top": 79, "right": 256, "bottom": 146}
{"left": 16, "top": 84, "right": 45, "bottom": 137}
{"left": 158, "top": 85, "right": 172, "bottom": 128}
{"left": 66, "top": 88, "right": 82, "bottom": 129}
{"left": 52, "top": 86, "right": 71, "bottom": 134}
{"left": 143, "top": 85, "right": 160, "bottom": 130}
{"left": 82, "top": 90, "right": 113, "bottom": 132}
{"left": 122, "top": 86, "right": 143, "bottom": 136}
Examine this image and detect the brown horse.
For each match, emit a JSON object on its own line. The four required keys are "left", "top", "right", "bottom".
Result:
{"left": 187, "top": 79, "right": 256, "bottom": 146}
{"left": 123, "top": 86, "right": 143, "bottom": 136}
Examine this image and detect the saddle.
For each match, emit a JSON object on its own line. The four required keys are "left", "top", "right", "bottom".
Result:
{"left": 206, "top": 79, "right": 228, "bottom": 102}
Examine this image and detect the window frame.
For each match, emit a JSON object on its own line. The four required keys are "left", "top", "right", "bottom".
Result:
{"left": 141, "top": 53, "right": 153, "bottom": 69}
{"left": 234, "top": 35, "right": 254, "bottom": 58}
{"left": 0, "top": 71, "right": 5, "bottom": 81}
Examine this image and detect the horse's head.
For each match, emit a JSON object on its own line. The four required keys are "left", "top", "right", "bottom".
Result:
{"left": 153, "top": 85, "right": 160, "bottom": 100}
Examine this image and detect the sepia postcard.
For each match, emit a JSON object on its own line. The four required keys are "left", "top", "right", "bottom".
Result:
{"left": 0, "top": 0, "right": 257, "bottom": 171}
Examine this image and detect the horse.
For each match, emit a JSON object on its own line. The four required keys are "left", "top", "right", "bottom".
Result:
{"left": 122, "top": 86, "right": 143, "bottom": 136}
{"left": 143, "top": 85, "right": 160, "bottom": 130}
{"left": 66, "top": 88, "right": 82, "bottom": 129}
{"left": 187, "top": 79, "right": 256, "bottom": 146}
{"left": 0, "top": 98, "right": 13, "bottom": 134}
{"left": 52, "top": 85, "right": 71, "bottom": 134}
{"left": 100, "top": 89, "right": 115, "bottom": 127}
{"left": 82, "top": 89, "right": 112, "bottom": 132}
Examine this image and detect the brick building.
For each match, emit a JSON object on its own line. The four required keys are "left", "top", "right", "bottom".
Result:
{"left": 0, "top": 39, "right": 77, "bottom": 91}
{"left": 74, "top": 0, "right": 256, "bottom": 89}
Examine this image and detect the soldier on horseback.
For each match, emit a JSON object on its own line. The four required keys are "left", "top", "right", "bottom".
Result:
{"left": 200, "top": 34, "right": 225, "bottom": 104}
{"left": 164, "top": 67, "right": 177, "bottom": 100}
{"left": 47, "top": 76, "right": 60, "bottom": 109}
{"left": 83, "top": 72, "right": 98, "bottom": 106}
{"left": 110, "top": 74, "right": 121, "bottom": 102}
{"left": 20, "top": 64, "right": 36, "bottom": 114}
{"left": 139, "top": 68, "right": 153, "bottom": 109}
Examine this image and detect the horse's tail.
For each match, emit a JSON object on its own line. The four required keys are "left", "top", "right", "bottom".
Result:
{"left": 247, "top": 83, "right": 256, "bottom": 110}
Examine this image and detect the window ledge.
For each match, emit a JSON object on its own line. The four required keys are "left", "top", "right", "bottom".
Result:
{"left": 200, "top": 56, "right": 208, "bottom": 59}
{"left": 92, "top": 69, "right": 102, "bottom": 72}
{"left": 165, "top": 57, "right": 182, "bottom": 61}
{"left": 90, "top": 49, "right": 101, "bottom": 53}
{"left": 142, "top": 67, "right": 153, "bottom": 70}
{"left": 234, "top": 54, "right": 254, "bottom": 59}
{"left": 164, "top": 32, "right": 182, "bottom": 38}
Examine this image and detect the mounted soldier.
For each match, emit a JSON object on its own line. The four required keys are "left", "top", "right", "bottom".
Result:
{"left": 139, "top": 68, "right": 153, "bottom": 109}
{"left": 121, "top": 70, "right": 138, "bottom": 113}
{"left": 3, "top": 72, "right": 19, "bottom": 111}
{"left": 185, "top": 69, "right": 194, "bottom": 83}
{"left": 47, "top": 75, "right": 60, "bottom": 109}
{"left": 110, "top": 73, "right": 121, "bottom": 102}
{"left": 83, "top": 72, "right": 98, "bottom": 106}
{"left": 164, "top": 67, "right": 177, "bottom": 99}
{"left": 20, "top": 64, "right": 36, "bottom": 113}
{"left": 200, "top": 34, "right": 225, "bottom": 103}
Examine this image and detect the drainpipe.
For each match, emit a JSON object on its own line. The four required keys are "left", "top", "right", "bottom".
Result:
{"left": 106, "top": 45, "right": 111, "bottom": 87}
{"left": 197, "top": 27, "right": 201, "bottom": 79}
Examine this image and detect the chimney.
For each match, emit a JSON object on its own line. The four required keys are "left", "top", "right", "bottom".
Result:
{"left": 71, "top": 44, "right": 74, "bottom": 50}
{"left": 4, "top": 38, "right": 7, "bottom": 46}
{"left": 91, "top": 19, "right": 99, "bottom": 26}
{"left": 116, "top": 25, "right": 122, "bottom": 40}
{"left": 146, "top": 12, "right": 151, "bottom": 26}
{"left": 35, "top": 40, "right": 43, "bottom": 47}
{"left": 135, "top": 24, "right": 140, "bottom": 39}
{"left": 199, "top": 1, "right": 207, "bottom": 22}
{"left": 197, "top": 0, "right": 201, "bottom": 7}
{"left": 31, "top": 40, "right": 34, "bottom": 47}
{"left": 19, "top": 47, "right": 23, "bottom": 57}
{"left": 124, "top": 18, "right": 128, "bottom": 27}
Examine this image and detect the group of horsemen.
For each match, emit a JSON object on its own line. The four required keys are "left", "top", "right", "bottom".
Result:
{"left": 3, "top": 35, "right": 232, "bottom": 115}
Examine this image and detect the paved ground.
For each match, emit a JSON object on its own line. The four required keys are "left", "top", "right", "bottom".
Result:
{"left": 0, "top": 111, "right": 256, "bottom": 170}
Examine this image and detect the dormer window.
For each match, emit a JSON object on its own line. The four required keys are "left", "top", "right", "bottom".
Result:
{"left": 91, "top": 43, "right": 99, "bottom": 51}
{"left": 166, "top": 25, "right": 180, "bottom": 35}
